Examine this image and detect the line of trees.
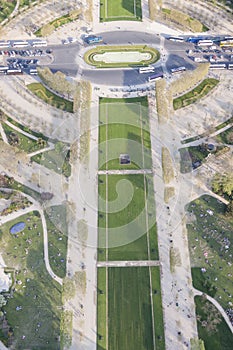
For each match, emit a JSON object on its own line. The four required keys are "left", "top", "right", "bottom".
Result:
{"left": 38, "top": 9, "right": 81, "bottom": 37}
{"left": 169, "top": 63, "right": 210, "bottom": 98}
{"left": 155, "top": 78, "right": 170, "bottom": 121}
{"left": 161, "top": 8, "right": 204, "bottom": 32}
{"left": 37, "top": 67, "right": 75, "bottom": 100}
{"left": 212, "top": 172, "right": 233, "bottom": 216}
{"left": 212, "top": 172, "right": 233, "bottom": 197}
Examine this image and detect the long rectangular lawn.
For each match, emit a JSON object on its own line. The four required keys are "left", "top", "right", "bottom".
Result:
{"left": 98, "top": 174, "right": 150, "bottom": 261}
{"left": 108, "top": 267, "right": 154, "bottom": 350}
{"left": 99, "top": 97, "right": 151, "bottom": 170}
{"left": 100, "top": 0, "right": 142, "bottom": 22}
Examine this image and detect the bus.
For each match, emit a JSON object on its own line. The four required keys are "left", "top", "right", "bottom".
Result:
{"left": 29, "top": 68, "right": 38, "bottom": 75}
{"left": 0, "top": 41, "right": 10, "bottom": 48}
{"left": 220, "top": 39, "right": 233, "bottom": 47}
{"left": 6, "top": 68, "right": 23, "bottom": 75}
{"left": 168, "top": 36, "right": 184, "bottom": 42}
{"left": 31, "top": 40, "right": 47, "bottom": 47}
{"left": 0, "top": 66, "right": 9, "bottom": 73}
{"left": 11, "top": 41, "right": 28, "bottom": 48}
{"left": 139, "top": 66, "right": 155, "bottom": 74}
{"left": 197, "top": 40, "right": 213, "bottom": 47}
{"left": 148, "top": 72, "right": 164, "bottom": 82}
{"left": 85, "top": 35, "right": 103, "bottom": 44}
{"left": 209, "top": 63, "right": 227, "bottom": 69}
{"left": 187, "top": 36, "right": 204, "bottom": 44}
{"left": 170, "top": 66, "right": 186, "bottom": 74}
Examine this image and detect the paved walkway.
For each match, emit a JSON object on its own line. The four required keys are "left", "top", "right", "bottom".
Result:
{"left": 10, "top": 0, "right": 20, "bottom": 19}
{"left": 97, "top": 260, "right": 160, "bottom": 267}
{"left": 0, "top": 190, "right": 63, "bottom": 285}
{"left": 27, "top": 143, "right": 54, "bottom": 158}
{"left": 0, "top": 342, "right": 8, "bottom": 350}
{"left": 98, "top": 169, "right": 153, "bottom": 175}
{"left": 39, "top": 208, "right": 63, "bottom": 285}
{"left": 193, "top": 288, "right": 233, "bottom": 333}
{"left": 0, "top": 123, "right": 8, "bottom": 144}
{"left": 5, "top": 119, "right": 38, "bottom": 140}
{"left": 180, "top": 122, "right": 233, "bottom": 148}
{"left": 65, "top": 87, "right": 99, "bottom": 350}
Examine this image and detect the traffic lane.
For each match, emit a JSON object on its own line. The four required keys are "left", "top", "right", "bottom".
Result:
{"left": 81, "top": 68, "right": 151, "bottom": 86}
{"left": 47, "top": 64, "right": 78, "bottom": 77}
{"left": 51, "top": 44, "right": 80, "bottom": 66}
{"left": 166, "top": 53, "right": 197, "bottom": 71}
{"left": 95, "top": 31, "right": 161, "bottom": 46}
{"left": 49, "top": 34, "right": 189, "bottom": 71}
{"left": 164, "top": 39, "right": 194, "bottom": 52}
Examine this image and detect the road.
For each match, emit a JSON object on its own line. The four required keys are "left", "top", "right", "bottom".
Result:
{"left": 47, "top": 31, "right": 195, "bottom": 85}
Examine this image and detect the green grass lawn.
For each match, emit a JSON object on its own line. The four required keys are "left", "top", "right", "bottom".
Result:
{"left": 100, "top": 0, "right": 142, "bottom": 22}
{"left": 1, "top": 175, "right": 41, "bottom": 203}
{"left": 45, "top": 205, "right": 68, "bottom": 279}
{"left": 27, "top": 83, "right": 73, "bottom": 113}
{"left": 97, "top": 268, "right": 107, "bottom": 350}
{"left": 98, "top": 174, "right": 149, "bottom": 261}
{"left": 108, "top": 267, "right": 154, "bottom": 350}
{"left": 98, "top": 174, "right": 159, "bottom": 261}
{"left": 216, "top": 126, "right": 233, "bottom": 145}
{"left": 179, "top": 144, "right": 209, "bottom": 173}
{"left": 195, "top": 295, "right": 233, "bottom": 350}
{"left": 0, "top": 211, "right": 62, "bottom": 349}
{"left": 179, "top": 144, "right": 225, "bottom": 173}
{"left": 173, "top": 78, "right": 219, "bottom": 110}
{"left": 2, "top": 123, "right": 47, "bottom": 153}
{"left": 35, "top": 11, "right": 80, "bottom": 36}
{"left": 186, "top": 195, "right": 233, "bottom": 311}
{"left": 6, "top": 116, "right": 49, "bottom": 141}
{"left": 99, "top": 97, "right": 151, "bottom": 170}
{"left": 84, "top": 45, "right": 160, "bottom": 68}
{"left": 31, "top": 142, "right": 71, "bottom": 177}
{"left": 0, "top": 0, "right": 16, "bottom": 22}
{"left": 151, "top": 267, "right": 165, "bottom": 350}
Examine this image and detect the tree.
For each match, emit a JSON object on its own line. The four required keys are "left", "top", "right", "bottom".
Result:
{"left": 169, "top": 63, "right": 210, "bottom": 97}
{"left": 212, "top": 172, "right": 233, "bottom": 196}
{"left": 0, "top": 294, "right": 7, "bottom": 308}
{"left": 226, "top": 200, "right": 233, "bottom": 216}
{"left": 37, "top": 67, "right": 75, "bottom": 97}
{"left": 69, "top": 9, "right": 81, "bottom": 20}
{"left": 156, "top": 78, "right": 170, "bottom": 120}
{"left": 226, "top": 130, "right": 233, "bottom": 144}
{"left": 40, "top": 23, "right": 54, "bottom": 37}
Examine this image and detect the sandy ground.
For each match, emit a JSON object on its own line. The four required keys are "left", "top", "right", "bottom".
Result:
{"left": 172, "top": 71, "right": 233, "bottom": 140}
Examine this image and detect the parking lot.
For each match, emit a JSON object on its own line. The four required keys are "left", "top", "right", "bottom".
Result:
{"left": 0, "top": 47, "right": 53, "bottom": 74}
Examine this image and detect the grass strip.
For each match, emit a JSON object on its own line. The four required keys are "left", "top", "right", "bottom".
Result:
{"left": 173, "top": 79, "right": 219, "bottom": 110}
{"left": 84, "top": 45, "right": 160, "bottom": 68}
{"left": 97, "top": 268, "right": 107, "bottom": 349}
{"left": 27, "top": 83, "right": 73, "bottom": 112}
{"left": 100, "top": 0, "right": 142, "bottom": 22}
{"left": 151, "top": 267, "right": 165, "bottom": 350}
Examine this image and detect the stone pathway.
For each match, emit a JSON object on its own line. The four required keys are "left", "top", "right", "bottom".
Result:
{"left": 97, "top": 260, "right": 160, "bottom": 267}
{"left": 98, "top": 169, "right": 153, "bottom": 175}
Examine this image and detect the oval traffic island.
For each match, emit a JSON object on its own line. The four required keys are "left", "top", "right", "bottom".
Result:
{"left": 84, "top": 45, "right": 160, "bottom": 68}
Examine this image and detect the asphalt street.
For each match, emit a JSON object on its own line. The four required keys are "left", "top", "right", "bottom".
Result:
{"left": 47, "top": 31, "right": 196, "bottom": 85}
